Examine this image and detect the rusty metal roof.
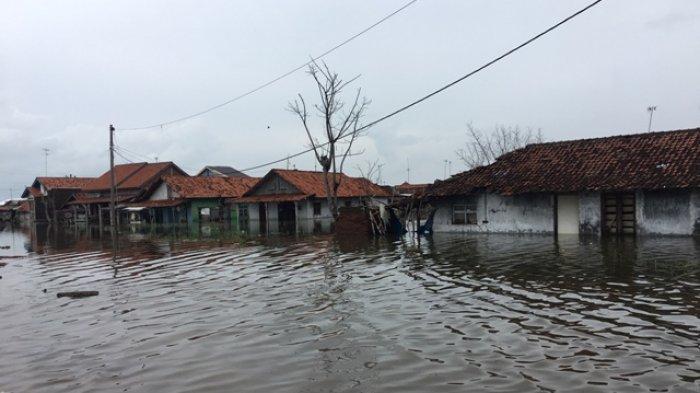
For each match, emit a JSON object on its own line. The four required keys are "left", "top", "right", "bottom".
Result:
{"left": 162, "top": 175, "right": 259, "bottom": 199}
{"left": 428, "top": 128, "right": 700, "bottom": 196}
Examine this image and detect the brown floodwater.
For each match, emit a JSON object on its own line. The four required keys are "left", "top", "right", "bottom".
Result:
{"left": 0, "top": 223, "right": 698, "bottom": 392}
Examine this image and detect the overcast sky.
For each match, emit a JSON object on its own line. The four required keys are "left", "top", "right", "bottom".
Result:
{"left": 1, "top": 0, "right": 699, "bottom": 201}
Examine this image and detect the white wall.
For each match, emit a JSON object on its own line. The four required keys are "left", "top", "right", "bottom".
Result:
{"left": 149, "top": 182, "right": 171, "bottom": 200}
{"left": 433, "top": 193, "right": 554, "bottom": 233}
{"left": 637, "top": 189, "right": 697, "bottom": 235}
{"left": 557, "top": 194, "right": 579, "bottom": 235}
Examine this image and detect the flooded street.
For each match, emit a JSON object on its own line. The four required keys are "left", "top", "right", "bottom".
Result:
{"left": 0, "top": 224, "right": 698, "bottom": 392}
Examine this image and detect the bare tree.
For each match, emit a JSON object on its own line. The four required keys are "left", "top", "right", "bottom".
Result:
{"left": 288, "top": 60, "right": 370, "bottom": 219}
{"left": 456, "top": 124, "right": 543, "bottom": 168}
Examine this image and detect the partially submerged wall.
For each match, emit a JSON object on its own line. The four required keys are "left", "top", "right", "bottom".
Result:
{"left": 432, "top": 193, "right": 554, "bottom": 233}
{"left": 637, "top": 189, "right": 696, "bottom": 236}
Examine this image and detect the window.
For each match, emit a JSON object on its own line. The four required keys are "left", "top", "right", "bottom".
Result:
{"left": 452, "top": 198, "right": 477, "bottom": 225}
{"left": 344, "top": 200, "right": 352, "bottom": 207}
{"left": 313, "top": 202, "right": 322, "bottom": 216}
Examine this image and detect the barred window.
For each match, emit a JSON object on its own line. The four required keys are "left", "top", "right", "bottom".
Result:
{"left": 452, "top": 198, "right": 477, "bottom": 225}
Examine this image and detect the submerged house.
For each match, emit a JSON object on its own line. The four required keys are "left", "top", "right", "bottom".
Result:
{"left": 21, "top": 177, "right": 94, "bottom": 223}
{"left": 69, "top": 162, "right": 187, "bottom": 225}
{"left": 427, "top": 128, "right": 700, "bottom": 236}
{"left": 236, "top": 169, "right": 391, "bottom": 234}
{"left": 127, "top": 175, "right": 259, "bottom": 226}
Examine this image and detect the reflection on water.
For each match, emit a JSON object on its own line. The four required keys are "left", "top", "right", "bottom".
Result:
{"left": 0, "top": 223, "right": 698, "bottom": 392}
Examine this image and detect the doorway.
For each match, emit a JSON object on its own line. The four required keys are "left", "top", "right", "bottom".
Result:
{"left": 258, "top": 203, "right": 267, "bottom": 234}
{"left": 278, "top": 202, "right": 296, "bottom": 234}
{"left": 556, "top": 194, "right": 580, "bottom": 235}
{"left": 602, "top": 192, "right": 636, "bottom": 235}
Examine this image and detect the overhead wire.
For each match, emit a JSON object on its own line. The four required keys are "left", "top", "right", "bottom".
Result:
{"left": 116, "top": 0, "right": 419, "bottom": 131}
{"left": 236, "top": 0, "right": 605, "bottom": 173}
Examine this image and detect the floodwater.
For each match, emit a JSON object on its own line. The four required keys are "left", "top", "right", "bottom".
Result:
{"left": 0, "top": 223, "right": 698, "bottom": 393}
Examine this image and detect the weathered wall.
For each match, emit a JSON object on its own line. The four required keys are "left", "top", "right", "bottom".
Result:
{"left": 251, "top": 176, "right": 299, "bottom": 195}
{"left": 692, "top": 189, "right": 700, "bottom": 236}
{"left": 579, "top": 192, "right": 601, "bottom": 235}
{"left": 149, "top": 182, "right": 170, "bottom": 200}
{"left": 433, "top": 193, "right": 554, "bottom": 233}
{"left": 638, "top": 189, "right": 695, "bottom": 235}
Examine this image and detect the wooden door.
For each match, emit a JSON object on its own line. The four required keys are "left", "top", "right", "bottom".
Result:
{"left": 602, "top": 193, "right": 635, "bottom": 235}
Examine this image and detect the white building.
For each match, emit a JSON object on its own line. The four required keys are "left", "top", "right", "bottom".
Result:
{"left": 428, "top": 128, "right": 700, "bottom": 236}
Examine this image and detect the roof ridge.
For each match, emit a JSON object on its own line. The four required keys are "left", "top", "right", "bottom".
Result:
{"left": 523, "top": 127, "right": 700, "bottom": 149}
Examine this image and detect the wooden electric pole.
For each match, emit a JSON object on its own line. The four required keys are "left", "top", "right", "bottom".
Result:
{"left": 109, "top": 124, "right": 116, "bottom": 233}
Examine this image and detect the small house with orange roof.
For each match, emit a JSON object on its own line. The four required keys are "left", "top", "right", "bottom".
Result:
{"left": 126, "top": 175, "right": 259, "bottom": 227}
{"left": 69, "top": 162, "right": 187, "bottom": 225}
{"left": 21, "top": 176, "right": 95, "bottom": 222}
{"left": 236, "top": 169, "right": 391, "bottom": 234}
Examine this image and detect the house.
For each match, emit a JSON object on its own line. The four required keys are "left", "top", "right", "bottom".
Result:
{"left": 196, "top": 166, "right": 249, "bottom": 178}
{"left": 21, "top": 177, "right": 94, "bottom": 223}
{"left": 69, "top": 162, "right": 187, "bottom": 225}
{"left": 394, "top": 182, "right": 430, "bottom": 196}
{"left": 427, "top": 128, "right": 700, "bottom": 236}
{"left": 236, "top": 169, "right": 391, "bottom": 234}
{"left": 126, "top": 175, "right": 259, "bottom": 226}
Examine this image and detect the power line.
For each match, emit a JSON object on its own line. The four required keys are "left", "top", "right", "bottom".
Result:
{"left": 114, "top": 144, "right": 155, "bottom": 161}
{"left": 117, "top": 0, "right": 419, "bottom": 132}
{"left": 237, "top": 0, "right": 604, "bottom": 174}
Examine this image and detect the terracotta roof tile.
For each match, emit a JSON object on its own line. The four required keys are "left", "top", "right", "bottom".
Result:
{"left": 236, "top": 194, "right": 309, "bottom": 203}
{"left": 252, "top": 169, "right": 390, "bottom": 198}
{"left": 163, "top": 175, "right": 259, "bottom": 198}
{"left": 428, "top": 128, "right": 700, "bottom": 196}
{"left": 84, "top": 162, "right": 185, "bottom": 191}
{"left": 36, "top": 177, "right": 95, "bottom": 190}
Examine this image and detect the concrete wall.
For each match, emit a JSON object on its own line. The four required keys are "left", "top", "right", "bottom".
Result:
{"left": 637, "top": 189, "right": 697, "bottom": 236}
{"left": 433, "top": 193, "right": 554, "bottom": 233}
{"left": 240, "top": 197, "right": 388, "bottom": 235}
{"left": 433, "top": 189, "right": 699, "bottom": 236}
{"left": 579, "top": 192, "right": 601, "bottom": 235}
{"left": 149, "top": 182, "right": 170, "bottom": 200}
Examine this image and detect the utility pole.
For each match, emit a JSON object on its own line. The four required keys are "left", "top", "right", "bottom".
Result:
{"left": 406, "top": 158, "right": 410, "bottom": 183}
{"left": 443, "top": 159, "right": 448, "bottom": 179}
{"left": 448, "top": 160, "right": 452, "bottom": 177}
{"left": 647, "top": 105, "right": 657, "bottom": 132}
{"left": 42, "top": 148, "right": 50, "bottom": 176}
{"left": 109, "top": 124, "right": 116, "bottom": 233}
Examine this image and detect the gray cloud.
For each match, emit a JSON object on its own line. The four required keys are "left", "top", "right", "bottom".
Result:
{"left": 1, "top": 0, "right": 699, "bottom": 200}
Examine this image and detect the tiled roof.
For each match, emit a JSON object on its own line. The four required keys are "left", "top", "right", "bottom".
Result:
{"left": 125, "top": 199, "right": 185, "bottom": 208}
{"left": 428, "top": 128, "right": 700, "bottom": 196}
{"left": 162, "top": 175, "right": 259, "bottom": 198}
{"left": 69, "top": 193, "right": 134, "bottom": 205}
{"left": 236, "top": 194, "right": 309, "bottom": 203}
{"left": 252, "top": 169, "right": 391, "bottom": 198}
{"left": 197, "top": 166, "right": 249, "bottom": 178}
{"left": 22, "top": 186, "right": 43, "bottom": 198}
{"left": 36, "top": 177, "right": 94, "bottom": 190}
{"left": 395, "top": 182, "right": 430, "bottom": 195}
{"left": 84, "top": 162, "right": 184, "bottom": 191}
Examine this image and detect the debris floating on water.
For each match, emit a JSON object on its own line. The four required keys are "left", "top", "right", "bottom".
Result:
{"left": 57, "top": 291, "right": 99, "bottom": 299}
